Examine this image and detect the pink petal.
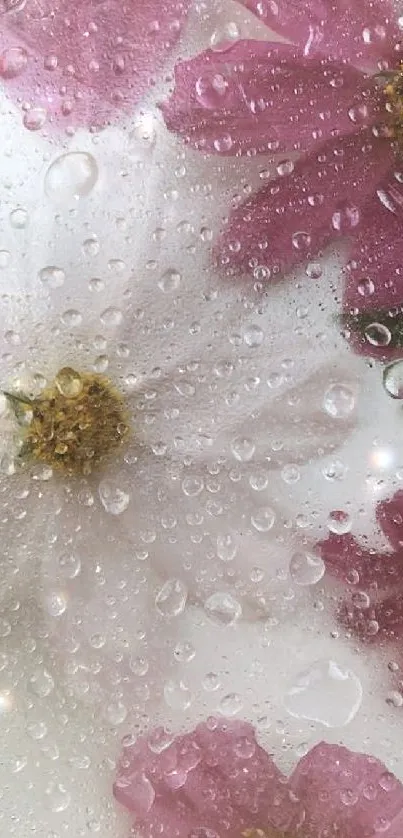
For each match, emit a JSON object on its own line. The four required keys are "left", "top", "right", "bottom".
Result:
{"left": 318, "top": 533, "right": 403, "bottom": 589}
{"left": 377, "top": 491, "right": 403, "bottom": 550}
{"left": 216, "top": 129, "right": 394, "bottom": 278}
{"left": 239, "top": 0, "right": 399, "bottom": 66}
{"left": 289, "top": 741, "right": 403, "bottom": 838}
{"left": 114, "top": 719, "right": 287, "bottom": 838}
{"left": 343, "top": 182, "right": 403, "bottom": 359}
{"left": 0, "top": 0, "right": 189, "bottom": 131}
{"left": 161, "top": 41, "right": 377, "bottom": 156}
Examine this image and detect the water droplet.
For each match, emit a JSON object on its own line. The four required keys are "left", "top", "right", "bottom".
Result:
{"left": 357, "top": 277, "right": 375, "bottom": 297}
{"left": 45, "top": 152, "right": 98, "bottom": 203}
{"left": 39, "top": 265, "right": 65, "bottom": 288}
{"left": 182, "top": 476, "right": 204, "bottom": 496}
{"left": 216, "top": 533, "right": 238, "bottom": 562}
{"left": 327, "top": 510, "right": 352, "bottom": 534}
{"left": 289, "top": 551, "right": 325, "bottom": 585}
{"left": 383, "top": 360, "right": 403, "bottom": 399}
{"left": 210, "top": 21, "right": 240, "bottom": 51}
{"left": 158, "top": 268, "right": 181, "bottom": 292}
{"left": 58, "top": 552, "right": 81, "bottom": 579}
{"left": 45, "top": 590, "right": 68, "bottom": 617}
{"left": 322, "top": 458, "right": 346, "bottom": 481}
{"left": 219, "top": 692, "right": 244, "bottom": 716}
{"left": 231, "top": 436, "right": 255, "bottom": 462}
{"left": 45, "top": 782, "right": 71, "bottom": 813}
{"left": 291, "top": 231, "right": 311, "bottom": 251}
{"left": 281, "top": 464, "right": 300, "bottom": 484}
{"left": 28, "top": 668, "right": 55, "bottom": 697}
{"left": 323, "top": 384, "right": 355, "bottom": 418}
{"left": 0, "top": 46, "right": 27, "bottom": 78}
{"left": 99, "top": 480, "right": 130, "bottom": 515}
{"left": 284, "top": 659, "right": 362, "bottom": 727}
{"left": 105, "top": 700, "right": 127, "bottom": 725}
{"left": 204, "top": 592, "right": 242, "bottom": 625}
{"left": 305, "top": 262, "right": 322, "bottom": 279}
{"left": 55, "top": 367, "right": 83, "bottom": 398}
{"left": 114, "top": 771, "right": 155, "bottom": 814}
{"left": 164, "top": 679, "right": 193, "bottom": 710}
{"left": 100, "top": 306, "right": 123, "bottom": 327}
{"left": 251, "top": 506, "right": 276, "bottom": 532}
{"left": 243, "top": 324, "right": 264, "bottom": 347}
{"left": 203, "top": 671, "right": 221, "bottom": 691}
{"left": 155, "top": 579, "right": 188, "bottom": 617}
{"left": 195, "top": 73, "right": 229, "bottom": 108}
{"left": 364, "top": 322, "right": 391, "bottom": 347}
{"left": 23, "top": 106, "right": 47, "bottom": 130}
{"left": 331, "top": 203, "right": 360, "bottom": 232}
{"left": 9, "top": 207, "right": 28, "bottom": 228}
{"left": 60, "top": 309, "right": 82, "bottom": 327}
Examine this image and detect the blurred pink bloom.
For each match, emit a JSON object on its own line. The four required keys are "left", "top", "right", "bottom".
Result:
{"left": 318, "top": 490, "right": 403, "bottom": 682}
{"left": 161, "top": 0, "right": 403, "bottom": 359}
{"left": 114, "top": 718, "right": 403, "bottom": 837}
{"left": 0, "top": 0, "right": 188, "bottom": 131}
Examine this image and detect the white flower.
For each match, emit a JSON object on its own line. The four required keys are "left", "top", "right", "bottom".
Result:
{"left": 0, "top": 16, "right": 368, "bottom": 836}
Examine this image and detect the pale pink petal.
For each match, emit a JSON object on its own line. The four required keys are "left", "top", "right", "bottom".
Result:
{"left": 343, "top": 187, "right": 403, "bottom": 358}
{"left": 239, "top": 0, "right": 398, "bottom": 66}
{"left": 377, "top": 491, "right": 403, "bottom": 551}
{"left": 216, "top": 129, "right": 394, "bottom": 278}
{"left": 114, "top": 719, "right": 287, "bottom": 838}
{"left": 0, "top": 0, "right": 189, "bottom": 131}
{"left": 161, "top": 41, "right": 378, "bottom": 156}
{"left": 289, "top": 742, "right": 403, "bottom": 838}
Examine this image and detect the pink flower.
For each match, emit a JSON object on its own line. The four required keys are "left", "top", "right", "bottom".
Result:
{"left": 0, "top": 0, "right": 189, "bottom": 132}
{"left": 318, "top": 490, "right": 403, "bottom": 682}
{"left": 114, "top": 718, "right": 403, "bottom": 837}
{"left": 161, "top": 0, "right": 403, "bottom": 359}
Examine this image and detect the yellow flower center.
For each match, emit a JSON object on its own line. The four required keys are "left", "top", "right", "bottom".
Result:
{"left": 383, "top": 64, "right": 403, "bottom": 142}
{"left": 5, "top": 367, "right": 130, "bottom": 477}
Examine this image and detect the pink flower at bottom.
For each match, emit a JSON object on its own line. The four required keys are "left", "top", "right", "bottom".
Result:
{"left": 0, "top": 0, "right": 189, "bottom": 132}
{"left": 114, "top": 718, "right": 403, "bottom": 837}
{"left": 318, "top": 490, "right": 403, "bottom": 683}
{"left": 161, "top": 0, "right": 403, "bottom": 360}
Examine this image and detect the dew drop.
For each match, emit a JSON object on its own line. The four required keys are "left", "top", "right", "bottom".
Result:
{"left": 155, "top": 579, "right": 188, "bottom": 617}
{"left": 195, "top": 73, "right": 229, "bottom": 108}
{"left": 158, "top": 268, "right": 181, "bottom": 292}
{"left": 23, "top": 106, "right": 47, "bottom": 131}
{"left": 284, "top": 659, "right": 362, "bottom": 727}
{"left": 39, "top": 265, "right": 65, "bottom": 288}
{"left": 45, "top": 782, "right": 71, "bottom": 813}
{"left": 164, "top": 679, "right": 193, "bottom": 710}
{"left": 357, "top": 277, "right": 375, "bottom": 297}
{"left": 251, "top": 506, "right": 276, "bottom": 532}
{"left": 289, "top": 551, "right": 325, "bottom": 585}
{"left": 327, "top": 509, "right": 352, "bottom": 534}
{"left": 243, "top": 324, "right": 264, "bottom": 347}
{"left": 219, "top": 692, "right": 244, "bottom": 716}
{"left": 364, "top": 322, "right": 392, "bottom": 347}
{"left": 231, "top": 436, "right": 255, "bottom": 462}
{"left": 383, "top": 360, "right": 403, "bottom": 399}
{"left": 0, "top": 46, "right": 28, "bottom": 78}
{"left": 98, "top": 480, "right": 130, "bottom": 515}
{"left": 55, "top": 367, "right": 83, "bottom": 398}
{"left": 28, "top": 668, "right": 55, "bottom": 697}
{"left": 216, "top": 533, "right": 238, "bottom": 562}
{"left": 210, "top": 21, "right": 240, "bottom": 51}
{"left": 204, "top": 592, "right": 242, "bottom": 625}
{"left": 323, "top": 384, "right": 355, "bottom": 418}
{"left": 45, "top": 152, "right": 99, "bottom": 203}
{"left": 9, "top": 207, "right": 28, "bottom": 228}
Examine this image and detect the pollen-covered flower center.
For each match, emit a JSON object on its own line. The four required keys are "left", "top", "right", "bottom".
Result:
{"left": 9, "top": 367, "right": 130, "bottom": 477}
{"left": 384, "top": 66, "right": 403, "bottom": 142}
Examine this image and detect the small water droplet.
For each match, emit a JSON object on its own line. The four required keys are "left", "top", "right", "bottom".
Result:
{"left": 289, "top": 551, "right": 325, "bottom": 586}
{"left": 158, "top": 268, "right": 181, "bottom": 292}
{"left": 39, "top": 265, "right": 65, "bottom": 288}
{"left": 216, "top": 533, "right": 238, "bottom": 562}
{"left": 364, "top": 322, "right": 391, "bottom": 347}
{"left": 284, "top": 659, "right": 362, "bottom": 727}
{"left": 327, "top": 509, "right": 352, "bottom": 535}
{"left": 323, "top": 384, "right": 355, "bottom": 418}
{"left": 204, "top": 592, "right": 242, "bottom": 625}
{"left": 155, "top": 579, "right": 188, "bottom": 617}
{"left": 10, "top": 207, "right": 28, "bottom": 228}
{"left": 105, "top": 700, "right": 127, "bottom": 725}
{"left": 60, "top": 309, "right": 82, "bottom": 327}
{"left": 195, "top": 73, "right": 229, "bottom": 108}
{"left": 243, "top": 324, "right": 264, "bottom": 347}
{"left": 357, "top": 277, "right": 375, "bottom": 297}
{"left": 0, "top": 46, "right": 27, "bottom": 78}
{"left": 45, "top": 152, "right": 98, "bottom": 203}
{"left": 383, "top": 360, "right": 403, "bottom": 399}
{"left": 58, "top": 552, "right": 81, "bottom": 579}
{"left": 164, "top": 679, "right": 193, "bottom": 710}
{"left": 291, "top": 231, "right": 311, "bottom": 251}
{"left": 45, "top": 782, "right": 71, "bottom": 813}
{"left": 23, "top": 106, "right": 47, "bottom": 130}
{"left": 28, "top": 668, "right": 55, "bottom": 697}
{"left": 55, "top": 367, "right": 83, "bottom": 398}
{"left": 219, "top": 692, "right": 244, "bottom": 716}
{"left": 251, "top": 506, "right": 276, "bottom": 532}
{"left": 231, "top": 436, "right": 255, "bottom": 462}
{"left": 99, "top": 480, "right": 130, "bottom": 515}
{"left": 100, "top": 306, "right": 123, "bottom": 327}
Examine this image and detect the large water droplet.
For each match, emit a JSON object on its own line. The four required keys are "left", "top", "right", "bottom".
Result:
{"left": 251, "top": 506, "right": 276, "bottom": 532}
{"left": 284, "top": 659, "right": 362, "bottom": 727}
{"left": 204, "top": 592, "right": 242, "bottom": 625}
{"left": 114, "top": 772, "right": 155, "bottom": 815}
{"left": 39, "top": 265, "right": 65, "bottom": 288}
{"left": 164, "top": 679, "right": 193, "bottom": 710}
{"left": 155, "top": 579, "right": 188, "bottom": 617}
{"left": 45, "top": 152, "right": 99, "bottom": 203}
{"left": 364, "top": 322, "right": 391, "bottom": 347}
{"left": 0, "top": 46, "right": 27, "bottom": 78}
{"left": 323, "top": 384, "right": 355, "bottom": 418}
{"left": 98, "top": 480, "right": 130, "bottom": 515}
{"left": 55, "top": 367, "right": 83, "bottom": 398}
{"left": 195, "top": 73, "right": 229, "bottom": 108}
{"left": 327, "top": 509, "right": 352, "bottom": 535}
{"left": 23, "top": 106, "right": 47, "bottom": 131}
{"left": 383, "top": 360, "right": 403, "bottom": 399}
{"left": 231, "top": 436, "right": 255, "bottom": 461}
{"left": 289, "top": 551, "right": 325, "bottom": 586}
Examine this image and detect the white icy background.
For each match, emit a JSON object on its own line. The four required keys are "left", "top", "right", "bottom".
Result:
{"left": 0, "top": 1, "right": 403, "bottom": 836}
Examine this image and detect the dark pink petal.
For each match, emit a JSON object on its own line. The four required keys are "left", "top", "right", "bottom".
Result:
{"left": 161, "top": 41, "right": 378, "bottom": 156}
{"left": 0, "top": 0, "right": 189, "bottom": 131}
{"left": 114, "top": 719, "right": 289, "bottom": 838}
{"left": 239, "top": 0, "right": 399, "bottom": 66}
{"left": 377, "top": 491, "right": 403, "bottom": 550}
{"left": 289, "top": 741, "right": 403, "bottom": 838}
{"left": 340, "top": 590, "right": 403, "bottom": 644}
{"left": 343, "top": 181, "right": 403, "bottom": 359}
{"left": 318, "top": 533, "right": 403, "bottom": 589}
{"left": 216, "top": 129, "right": 394, "bottom": 278}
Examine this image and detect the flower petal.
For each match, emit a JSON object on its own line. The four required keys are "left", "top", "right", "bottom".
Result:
{"left": 343, "top": 187, "right": 403, "bottom": 358}
{"left": 289, "top": 741, "right": 403, "bottom": 838}
{"left": 162, "top": 41, "right": 377, "bottom": 156}
{"left": 217, "top": 130, "right": 394, "bottom": 278}
{"left": 238, "top": 0, "right": 398, "bottom": 66}
{"left": 114, "top": 719, "right": 286, "bottom": 838}
{"left": 318, "top": 533, "right": 403, "bottom": 589}
{"left": 377, "top": 491, "right": 403, "bottom": 550}
{"left": 0, "top": 0, "right": 189, "bottom": 131}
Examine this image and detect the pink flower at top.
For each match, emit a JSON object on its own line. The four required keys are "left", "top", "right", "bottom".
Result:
{"left": 318, "top": 489, "right": 403, "bottom": 686}
{"left": 161, "top": 0, "right": 403, "bottom": 359}
{"left": 114, "top": 717, "right": 403, "bottom": 837}
{"left": 0, "top": 0, "right": 189, "bottom": 132}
